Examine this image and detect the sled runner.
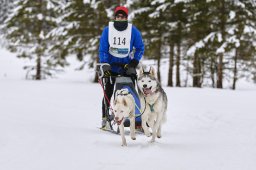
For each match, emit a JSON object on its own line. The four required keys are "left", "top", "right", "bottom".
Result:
{"left": 96, "top": 63, "right": 142, "bottom": 133}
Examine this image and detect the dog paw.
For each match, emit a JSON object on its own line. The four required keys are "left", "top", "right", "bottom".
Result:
{"left": 145, "top": 132, "right": 152, "bottom": 137}
{"left": 121, "top": 143, "right": 127, "bottom": 146}
{"left": 150, "top": 139, "right": 155, "bottom": 143}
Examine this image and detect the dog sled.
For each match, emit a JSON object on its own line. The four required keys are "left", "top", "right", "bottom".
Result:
{"left": 96, "top": 63, "right": 143, "bottom": 134}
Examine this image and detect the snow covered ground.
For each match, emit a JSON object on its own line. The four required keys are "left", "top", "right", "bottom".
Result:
{"left": 1, "top": 48, "right": 256, "bottom": 170}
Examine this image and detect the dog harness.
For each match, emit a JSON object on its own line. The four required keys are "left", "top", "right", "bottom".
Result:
{"left": 148, "top": 103, "right": 155, "bottom": 112}
{"left": 116, "top": 89, "right": 131, "bottom": 96}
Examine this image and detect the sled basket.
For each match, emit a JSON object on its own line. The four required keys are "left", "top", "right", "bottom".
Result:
{"left": 96, "top": 63, "right": 142, "bottom": 128}
{"left": 114, "top": 76, "right": 142, "bottom": 127}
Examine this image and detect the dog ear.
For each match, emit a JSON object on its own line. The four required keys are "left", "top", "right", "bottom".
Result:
{"left": 149, "top": 66, "right": 156, "bottom": 77}
{"left": 122, "top": 98, "right": 128, "bottom": 107}
{"left": 139, "top": 67, "right": 144, "bottom": 76}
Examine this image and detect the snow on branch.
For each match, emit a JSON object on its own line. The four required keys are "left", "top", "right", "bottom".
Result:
{"left": 187, "top": 40, "right": 205, "bottom": 56}
{"left": 216, "top": 42, "right": 227, "bottom": 54}
{"left": 174, "top": 0, "right": 191, "bottom": 3}
{"left": 187, "top": 32, "right": 217, "bottom": 56}
{"left": 156, "top": 3, "right": 171, "bottom": 12}
{"left": 244, "top": 25, "right": 256, "bottom": 34}
{"left": 83, "top": 0, "right": 90, "bottom": 4}
{"left": 149, "top": 11, "right": 160, "bottom": 18}
{"left": 151, "top": 0, "right": 166, "bottom": 5}
{"left": 129, "top": 7, "right": 151, "bottom": 20}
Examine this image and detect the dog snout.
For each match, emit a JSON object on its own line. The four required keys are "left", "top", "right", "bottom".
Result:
{"left": 115, "top": 116, "right": 119, "bottom": 121}
{"left": 143, "top": 84, "right": 147, "bottom": 88}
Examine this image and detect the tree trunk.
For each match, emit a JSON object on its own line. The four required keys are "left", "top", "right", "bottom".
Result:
{"left": 167, "top": 43, "right": 174, "bottom": 87}
{"left": 157, "top": 40, "right": 161, "bottom": 83}
{"left": 200, "top": 58, "right": 205, "bottom": 87}
{"left": 217, "top": 1, "right": 226, "bottom": 89}
{"left": 176, "top": 42, "right": 181, "bottom": 87}
{"left": 210, "top": 56, "right": 216, "bottom": 88}
{"left": 35, "top": 54, "right": 41, "bottom": 80}
{"left": 217, "top": 54, "right": 223, "bottom": 88}
{"left": 35, "top": 0, "right": 42, "bottom": 80}
{"left": 232, "top": 49, "right": 238, "bottom": 90}
{"left": 193, "top": 52, "right": 201, "bottom": 87}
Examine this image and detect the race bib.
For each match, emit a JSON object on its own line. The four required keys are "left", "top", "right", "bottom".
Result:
{"left": 108, "top": 21, "right": 132, "bottom": 58}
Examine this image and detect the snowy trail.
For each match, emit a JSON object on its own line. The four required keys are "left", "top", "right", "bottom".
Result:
{"left": 1, "top": 79, "right": 256, "bottom": 170}
{"left": 1, "top": 48, "right": 256, "bottom": 170}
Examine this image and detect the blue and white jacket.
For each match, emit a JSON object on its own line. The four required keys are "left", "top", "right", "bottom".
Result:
{"left": 99, "top": 24, "right": 144, "bottom": 74}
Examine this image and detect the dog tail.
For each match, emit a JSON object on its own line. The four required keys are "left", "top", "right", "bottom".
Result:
{"left": 161, "top": 91, "right": 168, "bottom": 124}
{"left": 162, "top": 111, "right": 167, "bottom": 123}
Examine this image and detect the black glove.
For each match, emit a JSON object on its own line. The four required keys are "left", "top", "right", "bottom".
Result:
{"left": 125, "top": 67, "right": 136, "bottom": 76}
{"left": 104, "top": 70, "right": 112, "bottom": 77}
{"left": 124, "top": 59, "right": 139, "bottom": 70}
{"left": 124, "top": 59, "right": 139, "bottom": 76}
{"left": 101, "top": 63, "right": 111, "bottom": 77}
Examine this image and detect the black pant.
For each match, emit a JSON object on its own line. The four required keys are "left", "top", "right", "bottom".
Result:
{"left": 102, "top": 77, "right": 116, "bottom": 119}
{"left": 101, "top": 75, "right": 136, "bottom": 119}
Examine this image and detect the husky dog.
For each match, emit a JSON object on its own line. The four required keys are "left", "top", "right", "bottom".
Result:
{"left": 112, "top": 88, "right": 136, "bottom": 146}
{"left": 137, "top": 66, "right": 167, "bottom": 142}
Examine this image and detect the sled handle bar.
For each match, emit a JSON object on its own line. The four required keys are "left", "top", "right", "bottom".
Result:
{"left": 100, "top": 75, "right": 135, "bottom": 79}
{"left": 96, "top": 63, "right": 136, "bottom": 79}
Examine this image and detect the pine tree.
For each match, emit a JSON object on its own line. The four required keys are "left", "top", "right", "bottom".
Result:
{"left": 186, "top": 0, "right": 256, "bottom": 89}
{"left": 186, "top": 0, "right": 212, "bottom": 87}
{"left": 150, "top": 0, "right": 188, "bottom": 87}
{"left": 170, "top": 1, "right": 188, "bottom": 87}
{"left": 3, "top": 0, "right": 62, "bottom": 80}
{"left": 206, "top": 0, "right": 256, "bottom": 89}
{"left": 228, "top": 0, "right": 256, "bottom": 89}
{"left": 0, "top": 0, "right": 16, "bottom": 46}
{"left": 163, "top": 0, "right": 176, "bottom": 87}
{"left": 57, "top": 0, "right": 95, "bottom": 58}
{"left": 91, "top": 1, "right": 109, "bottom": 82}
{"left": 131, "top": 0, "right": 166, "bottom": 83}
{"left": 0, "top": 0, "right": 16, "bottom": 24}
{"left": 49, "top": 0, "right": 109, "bottom": 82}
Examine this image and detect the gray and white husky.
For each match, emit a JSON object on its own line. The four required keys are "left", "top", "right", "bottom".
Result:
{"left": 137, "top": 66, "right": 167, "bottom": 142}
